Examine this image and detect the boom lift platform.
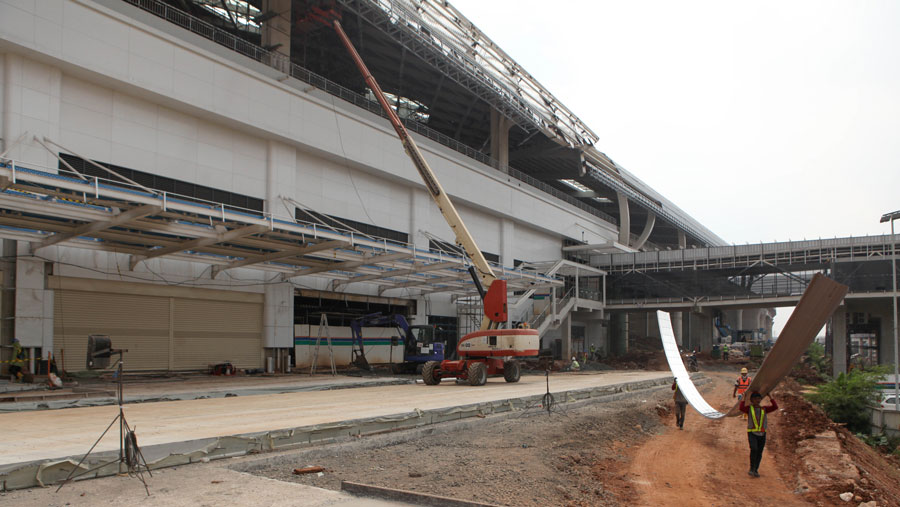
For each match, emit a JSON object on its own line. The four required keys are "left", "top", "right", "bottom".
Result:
{"left": 304, "top": 4, "right": 538, "bottom": 386}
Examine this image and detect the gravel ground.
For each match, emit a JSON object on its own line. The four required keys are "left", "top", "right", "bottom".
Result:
{"left": 239, "top": 383, "right": 674, "bottom": 506}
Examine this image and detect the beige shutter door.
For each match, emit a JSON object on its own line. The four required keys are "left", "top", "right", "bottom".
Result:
{"left": 172, "top": 298, "right": 262, "bottom": 370}
{"left": 53, "top": 290, "right": 170, "bottom": 371}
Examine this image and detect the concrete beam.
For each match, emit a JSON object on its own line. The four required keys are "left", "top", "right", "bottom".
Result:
{"left": 617, "top": 191, "right": 630, "bottom": 247}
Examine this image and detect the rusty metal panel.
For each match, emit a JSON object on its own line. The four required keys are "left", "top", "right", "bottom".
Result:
{"left": 724, "top": 273, "right": 848, "bottom": 415}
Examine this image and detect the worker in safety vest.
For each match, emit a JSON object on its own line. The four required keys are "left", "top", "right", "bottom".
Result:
{"left": 571, "top": 356, "right": 580, "bottom": 371}
{"left": 733, "top": 367, "right": 751, "bottom": 400}
{"left": 739, "top": 391, "right": 778, "bottom": 477}
{"left": 672, "top": 379, "right": 688, "bottom": 429}
{"left": 722, "top": 344, "right": 729, "bottom": 361}
{"left": 2, "top": 338, "right": 26, "bottom": 381}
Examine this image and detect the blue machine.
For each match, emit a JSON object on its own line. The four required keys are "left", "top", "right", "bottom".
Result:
{"left": 349, "top": 313, "right": 445, "bottom": 373}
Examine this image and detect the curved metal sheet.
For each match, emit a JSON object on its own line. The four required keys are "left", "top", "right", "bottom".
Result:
{"left": 658, "top": 310, "right": 726, "bottom": 419}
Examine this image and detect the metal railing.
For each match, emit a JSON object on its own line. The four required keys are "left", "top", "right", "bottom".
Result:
{"left": 120, "top": 0, "right": 618, "bottom": 226}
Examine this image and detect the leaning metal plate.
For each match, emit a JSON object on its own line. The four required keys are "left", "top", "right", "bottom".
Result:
{"left": 658, "top": 310, "right": 726, "bottom": 419}
{"left": 723, "top": 273, "right": 848, "bottom": 416}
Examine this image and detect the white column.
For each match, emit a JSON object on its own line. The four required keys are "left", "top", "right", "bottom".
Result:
{"left": 500, "top": 218, "right": 514, "bottom": 268}
{"left": 263, "top": 282, "right": 294, "bottom": 349}
{"left": 14, "top": 244, "right": 53, "bottom": 366}
{"left": 672, "top": 312, "right": 683, "bottom": 346}
{"left": 409, "top": 187, "right": 431, "bottom": 250}
{"left": 265, "top": 140, "right": 297, "bottom": 219}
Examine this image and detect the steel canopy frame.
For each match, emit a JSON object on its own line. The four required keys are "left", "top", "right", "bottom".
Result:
{"left": 0, "top": 161, "right": 559, "bottom": 295}
{"left": 338, "top": 0, "right": 598, "bottom": 148}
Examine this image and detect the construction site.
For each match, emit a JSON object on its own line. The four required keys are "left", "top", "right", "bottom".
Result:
{"left": 1, "top": 0, "right": 899, "bottom": 505}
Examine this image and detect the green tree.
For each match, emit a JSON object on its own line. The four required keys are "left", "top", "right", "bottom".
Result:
{"left": 806, "top": 366, "right": 888, "bottom": 433}
{"left": 805, "top": 342, "right": 828, "bottom": 377}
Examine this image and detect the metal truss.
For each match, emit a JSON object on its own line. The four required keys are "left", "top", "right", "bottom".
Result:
{"left": 339, "top": 0, "right": 598, "bottom": 148}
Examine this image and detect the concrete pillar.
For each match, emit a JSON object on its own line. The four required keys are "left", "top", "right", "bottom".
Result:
{"left": 610, "top": 312, "right": 628, "bottom": 356}
{"left": 832, "top": 305, "right": 847, "bottom": 377}
{"left": 672, "top": 312, "right": 684, "bottom": 346}
{"left": 616, "top": 192, "right": 630, "bottom": 247}
{"left": 561, "top": 313, "right": 572, "bottom": 360}
{"left": 489, "top": 109, "right": 511, "bottom": 172}
{"left": 586, "top": 318, "right": 605, "bottom": 357}
{"left": 0, "top": 240, "right": 15, "bottom": 373}
{"left": 678, "top": 231, "right": 687, "bottom": 249}
{"left": 260, "top": 0, "right": 292, "bottom": 70}
{"left": 14, "top": 244, "right": 53, "bottom": 367}
{"left": 633, "top": 212, "right": 656, "bottom": 251}
{"left": 500, "top": 218, "right": 514, "bottom": 268}
{"left": 409, "top": 188, "right": 431, "bottom": 250}
{"left": 263, "top": 282, "right": 294, "bottom": 350}
{"left": 265, "top": 140, "right": 297, "bottom": 219}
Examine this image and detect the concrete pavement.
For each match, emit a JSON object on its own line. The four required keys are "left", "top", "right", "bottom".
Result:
{"left": 0, "top": 370, "right": 671, "bottom": 490}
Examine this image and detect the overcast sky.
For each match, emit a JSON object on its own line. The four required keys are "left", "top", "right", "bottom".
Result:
{"left": 450, "top": 0, "right": 900, "bottom": 244}
{"left": 448, "top": 0, "right": 900, "bottom": 335}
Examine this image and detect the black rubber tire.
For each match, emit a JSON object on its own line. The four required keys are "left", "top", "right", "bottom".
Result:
{"left": 467, "top": 361, "right": 487, "bottom": 386}
{"left": 503, "top": 360, "right": 521, "bottom": 383}
{"left": 422, "top": 361, "right": 440, "bottom": 385}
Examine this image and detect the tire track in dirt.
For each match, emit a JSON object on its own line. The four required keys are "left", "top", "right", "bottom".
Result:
{"left": 626, "top": 372, "right": 808, "bottom": 506}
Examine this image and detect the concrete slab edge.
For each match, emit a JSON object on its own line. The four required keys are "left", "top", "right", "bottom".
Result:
{"left": 341, "top": 480, "right": 502, "bottom": 507}
{"left": 0, "top": 374, "right": 694, "bottom": 491}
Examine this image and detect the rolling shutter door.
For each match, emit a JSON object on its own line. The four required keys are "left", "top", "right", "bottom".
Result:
{"left": 172, "top": 298, "right": 262, "bottom": 370}
{"left": 53, "top": 290, "right": 170, "bottom": 371}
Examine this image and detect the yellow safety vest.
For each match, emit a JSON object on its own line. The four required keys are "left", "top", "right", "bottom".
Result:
{"left": 747, "top": 406, "right": 766, "bottom": 433}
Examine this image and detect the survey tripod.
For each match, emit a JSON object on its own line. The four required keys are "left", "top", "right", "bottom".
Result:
{"left": 56, "top": 348, "right": 152, "bottom": 495}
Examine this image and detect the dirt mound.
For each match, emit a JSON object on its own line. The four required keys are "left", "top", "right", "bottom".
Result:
{"left": 774, "top": 379, "right": 900, "bottom": 506}
{"left": 605, "top": 334, "right": 667, "bottom": 371}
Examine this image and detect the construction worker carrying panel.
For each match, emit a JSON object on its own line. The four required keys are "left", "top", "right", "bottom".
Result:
{"left": 739, "top": 391, "right": 778, "bottom": 477}
{"left": 672, "top": 379, "right": 688, "bottom": 429}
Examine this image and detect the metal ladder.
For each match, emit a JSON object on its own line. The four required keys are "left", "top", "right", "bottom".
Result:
{"left": 309, "top": 314, "right": 336, "bottom": 376}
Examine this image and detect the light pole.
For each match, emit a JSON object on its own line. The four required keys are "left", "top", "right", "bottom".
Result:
{"left": 880, "top": 210, "right": 900, "bottom": 411}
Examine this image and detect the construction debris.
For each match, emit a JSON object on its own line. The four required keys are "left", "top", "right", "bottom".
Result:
{"left": 293, "top": 466, "right": 326, "bottom": 475}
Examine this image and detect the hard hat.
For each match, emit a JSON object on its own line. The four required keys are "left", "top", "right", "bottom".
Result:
{"left": 741, "top": 367, "right": 748, "bottom": 374}
{"left": 572, "top": 357, "right": 576, "bottom": 360}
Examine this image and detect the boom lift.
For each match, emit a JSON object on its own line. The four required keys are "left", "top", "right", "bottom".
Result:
{"left": 305, "top": 5, "right": 539, "bottom": 386}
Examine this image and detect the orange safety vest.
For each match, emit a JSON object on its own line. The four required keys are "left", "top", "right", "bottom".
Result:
{"left": 736, "top": 376, "right": 751, "bottom": 394}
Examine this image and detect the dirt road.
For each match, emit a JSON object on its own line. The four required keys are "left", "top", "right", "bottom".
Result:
{"left": 623, "top": 372, "right": 806, "bottom": 506}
